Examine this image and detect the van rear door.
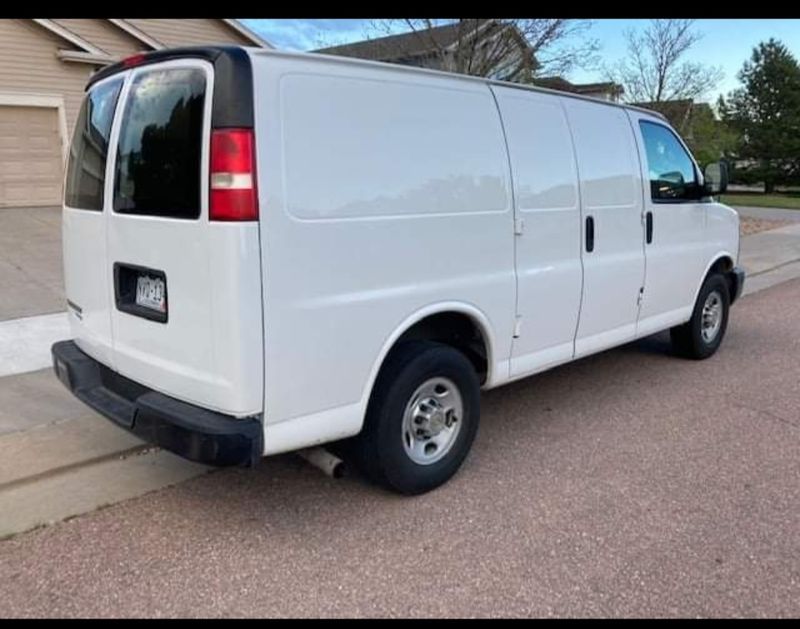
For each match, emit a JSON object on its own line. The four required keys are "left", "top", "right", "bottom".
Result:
{"left": 64, "top": 53, "right": 263, "bottom": 417}
{"left": 63, "top": 74, "right": 124, "bottom": 368}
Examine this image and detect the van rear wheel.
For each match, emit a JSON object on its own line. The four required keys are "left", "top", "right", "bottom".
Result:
{"left": 670, "top": 273, "right": 730, "bottom": 360}
{"left": 352, "top": 341, "right": 480, "bottom": 495}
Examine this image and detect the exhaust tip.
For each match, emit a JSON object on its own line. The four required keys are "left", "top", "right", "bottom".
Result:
{"left": 297, "top": 447, "right": 346, "bottom": 479}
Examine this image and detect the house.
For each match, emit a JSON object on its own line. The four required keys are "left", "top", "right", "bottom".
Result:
{"left": 531, "top": 76, "right": 624, "bottom": 103}
{"left": 315, "top": 21, "right": 623, "bottom": 101}
{"left": 0, "top": 19, "right": 271, "bottom": 208}
{"left": 316, "top": 20, "right": 535, "bottom": 82}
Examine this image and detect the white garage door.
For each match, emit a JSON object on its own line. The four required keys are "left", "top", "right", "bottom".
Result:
{"left": 0, "top": 106, "right": 64, "bottom": 208}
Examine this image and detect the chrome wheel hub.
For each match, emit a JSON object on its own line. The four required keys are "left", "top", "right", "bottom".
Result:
{"left": 701, "top": 290, "right": 723, "bottom": 343}
{"left": 402, "top": 377, "right": 463, "bottom": 466}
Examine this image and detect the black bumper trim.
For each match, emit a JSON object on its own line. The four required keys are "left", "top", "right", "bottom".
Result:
{"left": 51, "top": 341, "right": 262, "bottom": 467}
{"left": 729, "top": 266, "right": 746, "bottom": 305}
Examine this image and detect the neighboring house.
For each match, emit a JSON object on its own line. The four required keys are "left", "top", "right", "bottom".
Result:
{"left": 531, "top": 76, "right": 623, "bottom": 102}
{"left": 316, "top": 20, "right": 535, "bottom": 82}
{"left": 315, "top": 21, "right": 623, "bottom": 101}
{"left": 0, "top": 18, "right": 271, "bottom": 208}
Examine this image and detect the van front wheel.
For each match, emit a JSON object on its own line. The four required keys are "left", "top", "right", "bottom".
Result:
{"left": 353, "top": 341, "right": 480, "bottom": 495}
{"left": 670, "top": 273, "right": 730, "bottom": 359}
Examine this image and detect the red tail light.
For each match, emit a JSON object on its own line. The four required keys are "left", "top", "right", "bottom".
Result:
{"left": 122, "top": 53, "right": 147, "bottom": 68}
{"left": 209, "top": 128, "right": 258, "bottom": 221}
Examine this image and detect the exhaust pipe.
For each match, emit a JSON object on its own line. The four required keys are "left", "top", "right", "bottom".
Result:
{"left": 296, "top": 447, "right": 345, "bottom": 479}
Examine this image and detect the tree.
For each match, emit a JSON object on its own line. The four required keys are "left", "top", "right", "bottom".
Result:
{"left": 363, "top": 19, "right": 600, "bottom": 83}
{"left": 608, "top": 19, "right": 723, "bottom": 104}
{"left": 719, "top": 39, "right": 800, "bottom": 193}
{"left": 683, "top": 104, "right": 740, "bottom": 167}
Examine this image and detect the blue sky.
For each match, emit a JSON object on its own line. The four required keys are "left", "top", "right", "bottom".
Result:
{"left": 240, "top": 18, "right": 800, "bottom": 102}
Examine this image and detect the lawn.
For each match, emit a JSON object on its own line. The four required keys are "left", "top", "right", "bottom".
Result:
{"left": 720, "top": 192, "right": 800, "bottom": 210}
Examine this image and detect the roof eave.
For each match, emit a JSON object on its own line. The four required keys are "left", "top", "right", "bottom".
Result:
{"left": 222, "top": 19, "right": 273, "bottom": 48}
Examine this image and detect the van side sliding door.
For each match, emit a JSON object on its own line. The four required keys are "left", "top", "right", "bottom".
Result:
{"left": 562, "top": 99, "right": 647, "bottom": 358}
{"left": 491, "top": 86, "right": 583, "bottom": 377}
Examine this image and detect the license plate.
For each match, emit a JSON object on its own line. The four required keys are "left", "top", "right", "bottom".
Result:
{"left": 135, "top": 275, "right": 166, "bottom": 313}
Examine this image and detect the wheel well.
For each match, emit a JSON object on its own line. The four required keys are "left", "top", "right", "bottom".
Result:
{"left": 707, "top": 255, "right": 735, "bottom": 296}
{"left": 391, "top": 312, "right": 489, "bottom": 384}
{"left": 709, "top": 256, "right": 734, "bottom": 276}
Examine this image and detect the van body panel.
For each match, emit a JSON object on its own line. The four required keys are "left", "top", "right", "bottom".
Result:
{"left": 63, "top": 209, "right": 116, "bottom": 368}
{"left": 491, "top": 86, "right": 583, "bottom": 378}
{"left": 562, "top": 99, "right": 646, "bottom": 358}
{"left": 705, "top": 203, "right": 741, "bottom": 270}
{"left": 251, "top": 54, "right": 516, "bottom": 427}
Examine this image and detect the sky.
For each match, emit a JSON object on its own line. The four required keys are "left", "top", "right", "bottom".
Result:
{"left": 239, "top": 18, "right": 800, "bottom": 103}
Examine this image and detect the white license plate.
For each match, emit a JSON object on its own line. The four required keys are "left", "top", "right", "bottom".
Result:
{"left": 135, "top": 275, "right": 166, "bottom": 312}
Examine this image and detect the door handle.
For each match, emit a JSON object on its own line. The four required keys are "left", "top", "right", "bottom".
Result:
{"left": 646, "top": 211, "right": 653, "bottom": 244}
{"left": 585, "top": 216, "right": 595, "bottom": 252}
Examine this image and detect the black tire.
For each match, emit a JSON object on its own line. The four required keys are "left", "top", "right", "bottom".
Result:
{"left": 351, "top": 340, "right": 480, "bottom": 495}
{"left": 670, "top": 272, "right": 730, "bottom": 360}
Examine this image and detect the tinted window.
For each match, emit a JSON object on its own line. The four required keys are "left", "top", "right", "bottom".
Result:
{"left": 639, "top": 121, "right": 699, "bottom": 202}
{"left": 64, "top": 78, "right": 123, "bottom": 210}
{"left": 114, "top": 68, "right": 206, "bottom": 218}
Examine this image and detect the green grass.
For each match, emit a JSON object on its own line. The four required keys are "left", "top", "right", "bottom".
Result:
{"left": 721, "top": 192, "right": 800, "bottom": 210}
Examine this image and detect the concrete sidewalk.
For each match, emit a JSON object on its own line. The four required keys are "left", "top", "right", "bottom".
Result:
{"left": 0, "top": 367, "right": 211, "bottom": 538}
{"left": 2, "top": 218, "right": 800, "bottom": 539}
{"left": 739, "top": 222, "right": 800, "bottom": 295}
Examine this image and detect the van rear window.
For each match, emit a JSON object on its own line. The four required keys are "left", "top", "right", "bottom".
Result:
{"left": 113, "top": 68, "right": 206, "bottom": 219}
{"left": 64, "top": 77, "right": 123, "bottom": 210}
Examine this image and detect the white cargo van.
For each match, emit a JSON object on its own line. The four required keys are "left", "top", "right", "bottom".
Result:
{"left": 52, "top": 46, "right": 744, "bottom": 494}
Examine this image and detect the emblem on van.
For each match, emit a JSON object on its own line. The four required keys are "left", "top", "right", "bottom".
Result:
{"left": 66, "top": 299, "right": 83, "bottom": 320}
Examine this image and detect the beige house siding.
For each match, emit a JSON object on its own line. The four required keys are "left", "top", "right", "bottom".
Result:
{"left": 127, "top": 19, "right": 254, "bottom": 49}
{"left": 0, "top": 18, "right": 268, "bottom": 208}
{"left": 0, "top": 19, "right": 93, "bottom": 134}
{"left": 53, "top": 19, "right": 145, "bottom": 59}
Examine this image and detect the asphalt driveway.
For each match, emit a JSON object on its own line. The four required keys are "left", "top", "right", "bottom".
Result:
{"left": 0, "top": 206, "right": 64, "bottom": 321}
{"left": 1, "top": 278, "right": 798, "bottom": 617}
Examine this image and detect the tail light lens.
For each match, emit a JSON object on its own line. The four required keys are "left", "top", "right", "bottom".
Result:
{"left": 209, "top": 128, "right": 258, "bottom": 221}
{"left": 122, "top": 53, "right": 147, "bottom": 68}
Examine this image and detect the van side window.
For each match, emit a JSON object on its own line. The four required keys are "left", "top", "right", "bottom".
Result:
{"left": 64, "top": 77, "right": 123, "bottom": 210}
{"left": 113, "top": 68, "right": 206, "bottom": 219}
{"left": 639, "top": 121, "right": 699, "bottom": 202}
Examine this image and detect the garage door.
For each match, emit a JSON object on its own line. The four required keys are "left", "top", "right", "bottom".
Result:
{"left": 0, "top": 106, "right": 64, "bottom": 208}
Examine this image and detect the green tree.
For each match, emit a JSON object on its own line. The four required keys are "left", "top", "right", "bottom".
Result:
{"left": 720, "top": 38, "right": 800, "bottom": 193}
{"left": 684, "top": 104, "right": 739, "bottom": 167}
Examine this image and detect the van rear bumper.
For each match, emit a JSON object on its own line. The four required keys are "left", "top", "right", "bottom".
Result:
{"left": 51, "top": 340, "right": 262, "bottom": 467}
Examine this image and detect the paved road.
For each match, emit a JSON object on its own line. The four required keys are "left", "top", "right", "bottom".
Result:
{"left": 2, "top": 280, "right": 799, "bottom": 618}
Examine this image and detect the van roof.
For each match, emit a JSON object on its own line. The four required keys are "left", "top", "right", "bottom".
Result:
{"left": 89, "top": 44, "right": 667, "bottom": 123}
{"left": 246, "top": 47, "right": 669, "bottom": 122}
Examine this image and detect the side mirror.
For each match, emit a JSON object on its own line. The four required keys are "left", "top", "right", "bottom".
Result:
{"left": 660, "top": 171, "right": 685, "bottom": 185}
{"left": 703, "top": 161, "right": 728, "bottom": 196}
